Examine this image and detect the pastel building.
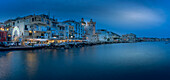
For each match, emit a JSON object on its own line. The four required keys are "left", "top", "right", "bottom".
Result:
{"left": 85, "top": 19, "right": 97, "bottom": 42}
{"left": 121, "top": 33, "right": 137, "bottom": 43}
{"left": 0, "top": 23, "right": 8, "bottom": 42}
{"left": 63, "top": 18, "right": 86, "bottom": 40}
{"left": 4, "top": 14, "right": 52, "bottom": 42}
{"left": 108, "top": 32, "right": 120, "bottom": 42}
{"left": 96, "top": 29, "right": 108, "bottom": 42}
{"left": 96, "top": 29, "right": 120, "bottom": 42}
{"left": 1, "top": 14, "right": 104, "bottom": 43}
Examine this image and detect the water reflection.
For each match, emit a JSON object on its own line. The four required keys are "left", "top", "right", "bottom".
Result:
{"left": 25, "top": 53, "right": 38, "bottom": 78}
{"left": 0, "top": 42, "right": 170, "bottom": 80}
{"left": 0, "top": 52, "right": 13, "bottom": 79}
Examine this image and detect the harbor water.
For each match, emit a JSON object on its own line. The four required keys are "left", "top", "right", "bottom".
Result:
{"left": 0, "top": 42, "right": 170, "bottom": 80}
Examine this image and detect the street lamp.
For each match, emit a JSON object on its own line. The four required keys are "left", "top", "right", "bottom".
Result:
{"left": 71, "top": 36, "right": 73, "bottom": 39}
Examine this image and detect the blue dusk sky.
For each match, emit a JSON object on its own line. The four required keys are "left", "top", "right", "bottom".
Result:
{"left": 0, "top": 0, "right": 170, "bottom": 38}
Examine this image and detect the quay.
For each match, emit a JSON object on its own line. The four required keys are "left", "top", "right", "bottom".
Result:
{"left": 0, "top": 40, "right": 166, "bottom": 51}
{"left": 0, "top": 46, "right": 43, "bottom": 51}
{"left": 0, "top": 41, "right": 122, "bottom": 51}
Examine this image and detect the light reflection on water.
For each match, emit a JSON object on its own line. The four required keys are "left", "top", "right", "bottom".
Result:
{"left": 0, "top": 42, "right": 170, "bottom": 80}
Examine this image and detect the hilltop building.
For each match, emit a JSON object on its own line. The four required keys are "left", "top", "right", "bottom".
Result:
{"left": 96, "top": 29, "right": 120, "bottom": 42}
{"left": 121, "top": 33, "right": 137, "bottom": 43}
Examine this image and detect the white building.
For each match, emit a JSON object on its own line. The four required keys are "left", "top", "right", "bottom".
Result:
{"left": 121, "top": 33, "right": 137, "bottom": 43}
{"left": 4, "top": 14, "right": 52, "bottom": 41}
{"left": 62, "top": 18, "right": 86, "bottom": 40}
{"left": 96, "top": 29, "right": 120, "bottom": 42}
{"left": 96, "top": 29, "right": 108, "bottom": 42}
{"left": 108, "top": 32, "right": 120, "bottom": 42}
{"left": 85, "top": 19, "right": 97, "bottom": 42}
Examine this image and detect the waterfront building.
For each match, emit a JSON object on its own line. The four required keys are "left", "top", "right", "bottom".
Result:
{"left": 80, "top": 18, "right": 86, "bottom": 40}
{"left": 139, "top": 37, "right": 161, "bottom": 42}
{"left": 96, "top": 29, "right": 120, "bottom": 42}
{"left": 0, "top": 22, "right": 6, "bottom": 31}
{"left": 57, "top": 23, "right": 68, "bottom": 40}
{"left": 108, "top": 32, "right": 121, "bottom": 42}
{"left": 0, "top": 23, "right": 8, "bottom": 42}
{"left": 4, "top": 14, "right": 53, "bottom": 42}
{"left": 85, "top": 19, "right": 96, "bottom": 35}
{"left": 85, "top": 19, "right": 96, "bottom": 42}
{"left": 121, "top": 33, "right": 137, "bottom": 43}
{"left": 161, "top": 38, "right": 170, "bottom": 41}
{"left": 96, "top": 29, "right": 108, "bottom": 42}
{"left": 62, "top": 20, "right": 75, "bottom": 40}
{"left": 51, "top": 19, "right": 60, "bottom": 39}
{"left": 63, "top": 18, "right": 86, "bottom": 40}
{"left": 0, "top": 14, "right": 127, "bottom": 44}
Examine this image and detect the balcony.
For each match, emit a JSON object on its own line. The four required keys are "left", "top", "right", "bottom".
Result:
{"left": 30, "top": 21, "right": 48, "bottom": 26}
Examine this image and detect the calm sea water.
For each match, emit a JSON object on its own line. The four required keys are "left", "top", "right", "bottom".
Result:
{"left": 0, "top": 42, "right": 170, "bottom": 80}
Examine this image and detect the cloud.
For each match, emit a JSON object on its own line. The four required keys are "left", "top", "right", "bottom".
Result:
{"left": 94, "top": 2, "right": 166, "bottom": 29}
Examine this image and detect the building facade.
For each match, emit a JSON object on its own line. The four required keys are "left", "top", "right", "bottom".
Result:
{"left": 4, "top": 14, "right": 53, "bottom": 42}
{"left": 121, "top": 33, "right": 137, "bottom": 43}
{"left": 85, "top": 19, "right": 96, "bottom": 42}
{"left": 2, "top": 14, "right": 112, "bottom": 44}
{"left": 0, "top": 23, "right": 8, "bottom": 42}
{"left": 63, "top": 18, "right": 86, "bottom": 40}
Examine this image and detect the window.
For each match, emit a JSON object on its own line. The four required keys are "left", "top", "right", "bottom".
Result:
{"left": 13, "top": 22, "right": 15, "bottom": 26}
{"left": 41, "top": 18, "right": 44, "bottom": 22}
{"left": 41, "top": 33, "right": 44, "bottom": 36}
{"left": 25, "top": 25, "right": 28, "bottom": 30}
{"left": 65, "top": 26, "right": 68, "bottom": 30}
{"left": 29, "top": 33, "right": 32, "bottom": 36}
{"left": 48, "top": 27, "right": 51, "bottom": 30}
{"left": 32, "top": 18, "right": 34, "bottom": 22}
{"left": 53, "top": 23, "right": 56, "bottom": 27}
{"left": 47, "top": 20, "right": 49, "bottom": 25}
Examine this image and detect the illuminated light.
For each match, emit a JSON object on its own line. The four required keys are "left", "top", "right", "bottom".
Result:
{"left": 12, "top": 26, "right": 20, "bottom": 41}
{"left": 0, "top": 28, "right": 3, "bottom": 31}
{"left": 34, "top": 31, "right": 36, "bottom": 33}
{"left": 52, "top": 40, "right": 54, "bottom": 43}
{"left": 62, "top": 40, "right": 66, "bottom": 42}
{"left": 7, "top": 28, "right": 9, "bottom": 31}
{"left": 82, "top": 23, "right": 86, "bottom": 26}
{"left": 8, "top": 35, "right": 11, "bottom": 37}
{"left": 71, "top": 36, "right": 73, "bottom": 38}
{"left": 29, "top": 31, "right": 32, "bottom": 33}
